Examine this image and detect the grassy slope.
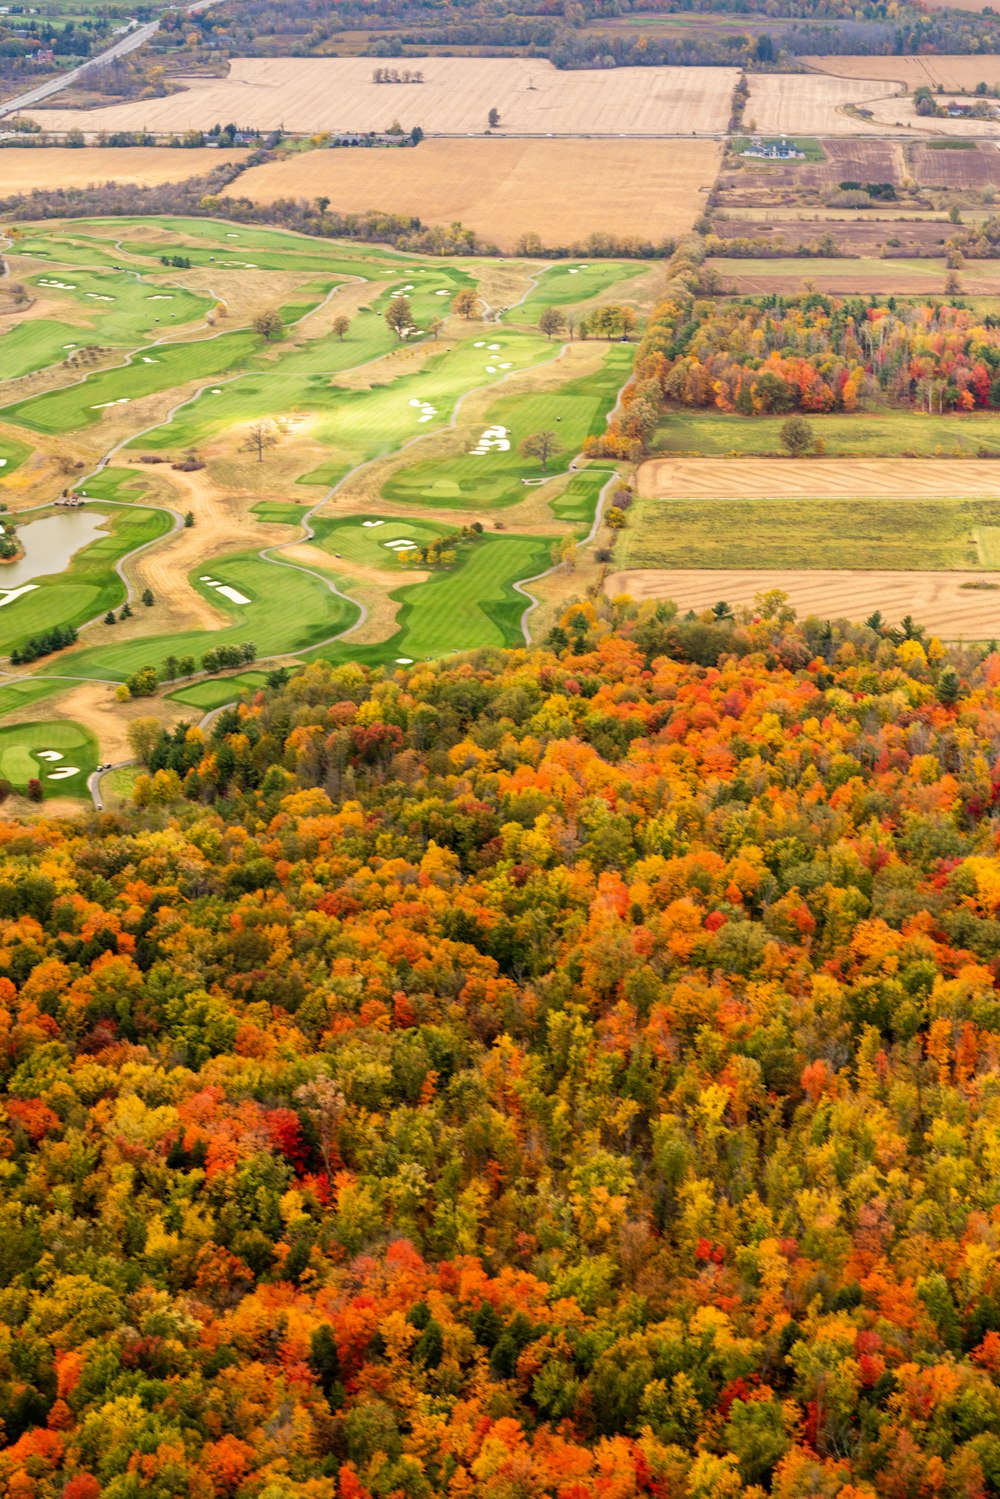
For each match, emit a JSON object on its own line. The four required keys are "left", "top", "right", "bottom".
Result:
{"left": 655, "top": 408, "right": 1000, "bottom": 458}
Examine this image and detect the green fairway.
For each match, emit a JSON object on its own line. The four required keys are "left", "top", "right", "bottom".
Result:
{"left": 511, "top": 262, "right": 647, "bottom": 319}
{"left": 0, "top": 431, "right": 31, "bottom": 480}
{"left": 619, "top": 496, "right": 1000, "bottom": 571}
{"left": 251, "top": 501, "right": 310, "bottom": 525}
{"left": 0, "top": 504, "right": 173, "bottom": 657}
{"left": 312, "top": 515, "right": 455, "bottom": 568}
{"left": 40, "top": 551, "right": 357, "bottom": 683}
{"left": 383, "top": 345, "right": 633, "bottom": 509}
{"left": 0, "top": 719, "right": 97, "bottom": 799}
{"left": 169, "top": 671, "right": 269, "bottom": 709}
{"left": 655, "top": 408, "right": 1000, "bottom": 458}
{"left": 550, "top": 468, "right": 612, "bottom": 534}
{"left": 76, "top": 468, "right": 153, "bottom": 503}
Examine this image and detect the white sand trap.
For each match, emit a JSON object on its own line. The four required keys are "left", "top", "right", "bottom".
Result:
{"left": 409, "top": 398, "right": 422, "bottom": 407}
{"left": 499, "top": 362, "right": 512, "bottom": 369}
{"left": 210, "top": 388, "right": 222, "bottom": 394}
{"left": 203, "top": 578, "right": 221, "bottom": 586}
{"left": 522, "top": 477, "right": 547, "bottom": 486}
{"left": 149, "top": 294, "right": 174, "bottom": 301}
{"left": 92, "top": 399, "right": 129, "bottom": 408}
{"left": 37, "top": 750, "right": 63, "bottom": 762}
{"left": 0, "top": 460, "right": 5, "bottom": 468}
{"left": 86, "top": 293, "right": 114, "bottom": 301}
{"left": 403, "top": 284, "right": 414, "bottom": 290}
{"left": 46, "top": 767, "right": 79, "bottom": 781}
{"left": 362, "top": 519, "right": 384, "bottom": 528}
{"left": 435, "top": 290, "right": 449, "bottom": 296}
{"left": 63, "top": 344, "right": 77, "bottom": 350}
{"left": 0, "top": 584, "right": 38, "bottom": 607}
{"left": 568, "top": 269, "right": 579, "bottom": 275}
{"left": 215, "top": 584, "right": 250, "bottom": 605}
{"left": 486, "top": 365, "right": 497, "bottom": 374}
{"left": 226, "top": 232, "right": 239, "bottom": 237}
{"left": 474, "top": 341, "right": 486, "bottom": 347}
{"left": 142, "top": 357, "right": 157, "bottom": 364}
{"left": 395, "top": 657, "right": 413, "bottom": 664}
{"left": 488, "top": 344, "right": 501, "bottom": 350}
{"left": 385, "top": 539, "right": 416, "bottom": 549}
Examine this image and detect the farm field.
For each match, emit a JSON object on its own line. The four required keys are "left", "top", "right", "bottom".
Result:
{"left": 605, "top": 567, "right": 1000, "bottom": 640}
{"left": 716, "top": 139, "right": 908, "bottom": 208}
{"left": 803, "top": 55, "right": 1000, "bottom": 91}
{"left": 225, "top": 138, "right": 722, "bottom": 252}
{"left": 616, "top": 496, "right": 1000, "bottom": 571}
{"left": 24, "top": 58, "right": 739, "bottom": 137}
{"left": 0, "top": 147, "right": 244, "bottom": 190}
{"left": 654, "top": 408, "right": 1000, "bottom": 458}
{"left": 637, "top": 458, "right": 1000, "bottom": 501}
{"left": 743, "top": 73, "right": 901, "bottom": 136}
{"left": 706, "top": 256, "right": 1000, "bottom": 295}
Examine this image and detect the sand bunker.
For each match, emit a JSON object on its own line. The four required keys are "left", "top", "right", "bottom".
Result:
{"left": 47, "top": 767, "right": 80, "bottom": 780}
{"left": 214, "top": 584, "right": 250, "bottom": 604}
{"left": 0, "top": 584, "right": 39, "bottom": 606}
{"left": 362, "top": 520, "right": 384, "bottom": 528}
{"left": 471, "top": 424, "right": 510, "bottom": 455}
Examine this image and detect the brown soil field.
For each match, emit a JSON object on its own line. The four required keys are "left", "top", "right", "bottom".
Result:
{"left": 911, "top": 141, "right": 1000, "bottom": 188}
{"left": 0, "top": 146, "right": 243, "bottom": 189}
{"left": 25, "top": 58, "right": 739, "bottom": 137}
{"left": 637, "top": 458, "right": 1000, "bottom": 501}
{"left": 744, "top": 73, "right": 901, "bottom": 136}
{"left": 714, "top": 216, "right": 954, "bottom": 256}
{"left": 804, "top": 55, "right": 1000, "bottom": 92}
{"left": 225, "top": 138, "right": 721, "bottom": 250}
{"left": 717, "top": 139, "right": 907, "bottom": 207}
{"left": 605, "top": 567, "right": 1000, "bottom": 639}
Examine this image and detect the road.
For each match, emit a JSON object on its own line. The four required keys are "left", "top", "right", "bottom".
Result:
{"left": 0, "top": 0, "right": 224, "bottom": 121}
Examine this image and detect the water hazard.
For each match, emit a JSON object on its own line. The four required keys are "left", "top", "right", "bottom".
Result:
{"left": 0, "top": 509, "right": 109, "bottom": 589}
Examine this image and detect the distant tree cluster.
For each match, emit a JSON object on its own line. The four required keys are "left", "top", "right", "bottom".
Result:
{"left": 371, "top": 67, "right": 424, "bottom": 83}
{"left": 9, "top": 623, "right": 76, "bottom": 665}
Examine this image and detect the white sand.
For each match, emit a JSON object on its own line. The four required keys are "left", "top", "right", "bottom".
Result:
{"left": 37, "top": 750, "right": 63, "bottom": 762}
{"left": 395, "top": 657, "right": 414, "bottom": 664}
{"left": 362, "top": 519, "right": 384, "bottom": 528}
{"left": 47, "top": 767, "right": 79, "bottom": 780}
{"left": 214, "top": 584, "right": 250, "bottom": 604}
{"left": 0, "top": 584, "right": 38, "bottom": 607}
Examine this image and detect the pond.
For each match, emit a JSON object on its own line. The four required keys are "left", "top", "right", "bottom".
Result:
{"left": 0, "top": 509, "right": 109, "bottom": 589}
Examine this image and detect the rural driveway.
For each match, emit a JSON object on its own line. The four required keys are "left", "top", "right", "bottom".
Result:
{"left": 0, "top": 0, "right": 225, "bottom": 120}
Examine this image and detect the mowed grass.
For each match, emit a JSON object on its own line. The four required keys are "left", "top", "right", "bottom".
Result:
{"left": 619, "top": 496, "right": 1000, "bottom": 571}
{"left": 168, "top": 671, "right": 269, "bottom": 709}
{"left": 0, "top": 719, "right": 97, "bottom": 799}
{"left": 0, "top": 431, "right": 31, "bottom": 479}
{"left": 251, "top": 500, "right": 311, "bottom": 525}
{"left": 76, "top": 467, "right": 152, "bottom": 503}
{"left": 42, "top": 551, "right": 357, "bottom": 682}
{"left": 2, "top": 329, "right": 259, "bottom": 435}
{"left": 384, "top": 345, "right": 633, "bottom": 509}
{"left": 510, "top": 261, "right": 647, "bottom": 319}
{"left": 319, "top": 533, "right": 552, "bottom": 668}
{"left": 0, "top": 504, "right": 172, "bottom": 656}
{"left": 550, "top": 468, "right": 611, "bottom": 534}
{"left": 655, "top": 408, "right": 1000, "bottom": 458}
{"left": 313, "top": 514, "right": 455, "bottom": 567}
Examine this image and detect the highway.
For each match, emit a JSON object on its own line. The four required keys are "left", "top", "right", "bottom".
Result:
{"left": 0, "top": 0, "right": 223, "bottom": 120}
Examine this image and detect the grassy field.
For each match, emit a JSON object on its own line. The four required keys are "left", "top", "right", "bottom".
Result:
{"left": 655, "top": 408, "right": 1000, "bottom": 458}
{"left": 168, "top": 671, "right": 269, "bottom": 709}
{"left": 0, "top": 432, "right": 31, "bottom": 480}
{"left": 41, "top": 551, "right": 357, "bottom": 682}
{"left": 619, "top": 495, "right": 1000, "bottom": 571}
{"left": 76, "top": 468, "right": 154, "bottom": 503}
{"left": 384, "top": 345, "right": 633, "bottom": 509}
{"left": 313, "top": 514, "right": 455, "bottom": 567}
{"left": 0, "top": 504, "right": 173, "bottom": 657}
{"left": 0, "top": 719, "right": 97, "bottom": 799}
{"left": 510, "top": 262, "right": 647, "bottom": 320}
{"left": 251, "top": 501, "right": 311, "bottom": 525}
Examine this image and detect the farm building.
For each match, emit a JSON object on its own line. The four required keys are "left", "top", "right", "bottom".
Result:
{"left": 742, "top": 137, "right": 805, "bottom": 160}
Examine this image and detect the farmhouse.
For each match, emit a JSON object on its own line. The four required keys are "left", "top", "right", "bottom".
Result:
{"left": 741, "top": 136, "right": 805, "bottom": 160}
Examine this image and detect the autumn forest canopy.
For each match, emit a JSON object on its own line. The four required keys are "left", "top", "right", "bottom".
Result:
{"left": 6, "top": 606, "right": 1000, "bottom": 1496}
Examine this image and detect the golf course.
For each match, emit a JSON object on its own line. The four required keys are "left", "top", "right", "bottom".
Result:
{"left": 0, "top": 214, "right": 648, "bottom": 800}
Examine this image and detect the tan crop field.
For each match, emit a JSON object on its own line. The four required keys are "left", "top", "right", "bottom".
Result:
{"left": 744, "top": 73, "right": 900, "bottom": 136}
{"left": 25, "top": 58, "right": 739, "bottom": 138}
{"left": 706, "top": 256, "right": 1000, "bottom": 295}
{"left": 0, "top": 146, "right": 244, "bottom": 189}
{"left": 605, "top": 567, "right": 1000, "bottom": 639}
{"left": 637, "top": 458, "right": 1000, "bottom": 502}
{"left": 805, "top": 55, "right": 1000, "bottom": 91}
{"left": 226, "top": 138, "right": 721, "bottom": 250}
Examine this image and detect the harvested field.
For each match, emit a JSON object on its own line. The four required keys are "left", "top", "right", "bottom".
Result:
{"left": 637, "top": 458, "right": 1000, "bottom": 502}
{"left": 0, "top": 147, "right": 243, "bottom": 190}
{"left": 744, "top": 73, "right": 900, "bottom": 137}
{"left": 911, "top": 141, "right": 1000, "bottom": 188}
{"left": 25, "top": 58, "right": 739, "bottom": 137}
{"left": 605, "top": 567, "right": 1000, "bottom": 639}
{"left": 804, "top": 55, "right": 1000, "bottom": 92}
{"left": 706, "top": 256, "right": 1000, "bottom": 294}
{"left": 225, "top": 138, "right": 722, "bottom": 251}
{"left": 713, "top": 216, "right": 954, "bottom": 257}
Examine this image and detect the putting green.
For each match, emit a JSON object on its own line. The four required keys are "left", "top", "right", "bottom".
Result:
{"left": 0, "top": 719, "right": 97, "bottom": 799}
{"left": 313, "top": 515, "right": 454, "bottom": 568}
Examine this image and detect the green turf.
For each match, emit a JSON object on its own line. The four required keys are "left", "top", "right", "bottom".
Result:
{"left": 619, "top": 496, "right": 1000, "bottom": 571}
{"left": 383, "top": 345, "right": 634, "bottom": 509}
{"left": 0, "top": 431, "right": 31, "bottom": 480}
{"left": 655, "top": 408, "right": 1000, "bottom": 458}
{"left": 40, "top": 551, "right": 357, "bottom": 683}
{"left": 312, "top": 514, "right": 454, "bottom": 568}
{"left": 76, "top": 468, "right": 152, "bottom": 503}
{"left": 99, "top": 764, "right": 141, "bottom": 808}
{"left": 0, "top": 719, "right": 97, "bottom": 799}
{"left": 511, "top": 262, "right": 647, "bottom": 319}
{"left": 251, "top": 501, "right": 311, "bottom": 525}
{"left": 550, "top": 469, "right": 609, "bottom": 534}
{"left": 168, "top": 671, "right": 269, "bottom": 709}
{"left": 0, "top": 504, "right": 172, "bottom": 656}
